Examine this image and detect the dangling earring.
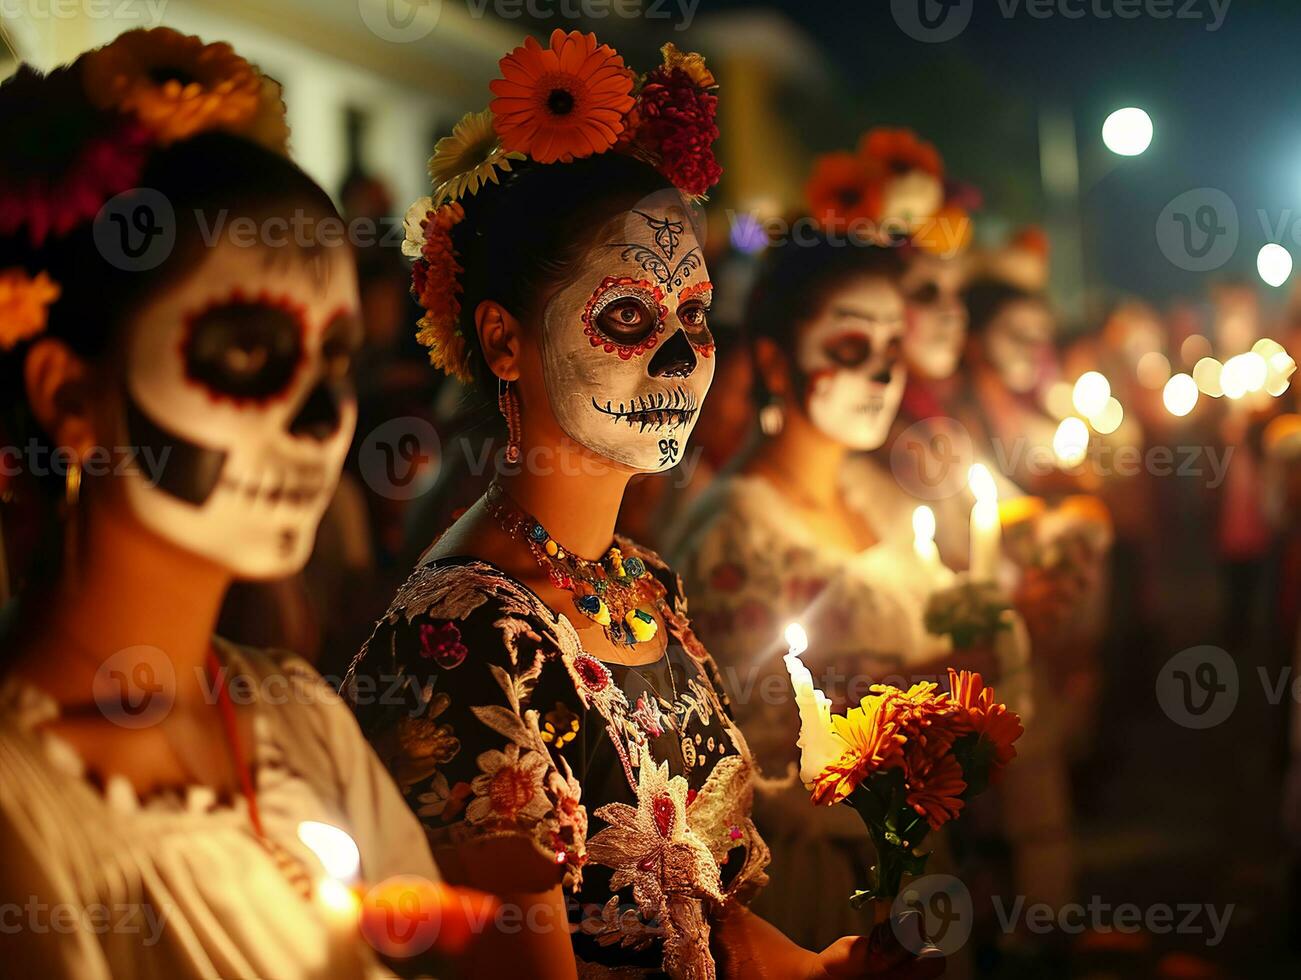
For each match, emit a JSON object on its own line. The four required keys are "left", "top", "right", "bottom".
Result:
{"left": 63, "top": 456, "right": 82, "bottom": 576}
{"left": 498, "top": 378, "right": 522, "bottom": 464}
{"left": 759, "top": 395, "right": 785, "bottom": 437}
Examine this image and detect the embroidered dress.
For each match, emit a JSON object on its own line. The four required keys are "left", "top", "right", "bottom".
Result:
{"left": 0, "top": 641, "right": 441, "bottom": 979}
{"left": 665, "top": 474, "right": 940, "bottom": 951}
{"left": 345, "top": 541, "right": 769, "bottom": 980}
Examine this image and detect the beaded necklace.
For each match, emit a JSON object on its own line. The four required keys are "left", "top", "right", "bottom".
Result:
{"left": 485, "top": 481, "right": 664, "bottom": 648}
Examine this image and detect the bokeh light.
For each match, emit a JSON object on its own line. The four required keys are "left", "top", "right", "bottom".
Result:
{"left": 1102, "top": 107, "right": 1153, "bottom": 156}
{"left": 1163, "top": 373, "right": 1199, "bottom": 417}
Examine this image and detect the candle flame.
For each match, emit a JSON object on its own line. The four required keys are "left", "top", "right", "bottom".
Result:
{"left": 784, "top": 622, "right": 808, "bottom": 657}
{"left": 912, "top": 505, "right": 936, "bottom": 543}
{"left": 298, "top": 821, "right": 361, "bottom": 883}
{"left": 967, "top": 463, "right": 997, "bottom": 503}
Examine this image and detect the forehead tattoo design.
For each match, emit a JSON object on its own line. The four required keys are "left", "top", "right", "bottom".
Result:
{"left": 539, "top": 205, "right": 715, "bottom": 473}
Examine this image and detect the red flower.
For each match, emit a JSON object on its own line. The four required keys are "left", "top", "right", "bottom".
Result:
{"left": 629, "top": 66, "right": 722, "bottom": 196}
{"left": 419, "top": 620, "right": 468, "bottom": 669}
{"left": 0, "top": 64, "right": 150, "bottom": 246}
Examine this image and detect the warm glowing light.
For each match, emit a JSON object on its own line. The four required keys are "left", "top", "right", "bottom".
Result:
{"left": 1163, "top": 373, "right": 1199, "bottom": 416}
{"left": 1136, "top": 351, "right": 1172, "bottom": 390}
{"left": 317, "top": 877, "right": 361, "bottom": 915}
{"left": 1193, "top": 357, "right": 1224, "bottom": 398}
{"left": 912, "top": 505, "right": 937, "bottom": 544}
{"left": 1091, "top": 397, "right": 1124, "bottom": 435}
{"left": 968, "top": 463, "right": 998, "bottom": 502}
{"left": 1044, "top": 380, "right": 1076, "bottom": 419}
{"left": 784, "top": 622, "right": 808, "bottom": 657}
{"left": 1221, "top": 352, "right": 1267, "bottom": 399}
{"left": 298, "top": 821, "right": 361, "bottom": 883}
{"left": 1257, "top": 243, "right": 1293, "bottom": 287}
{"left": 1072, "top": 371, "right": 1111, "bottom": 418}
{"left": 1253, "top": 337, "right": 1286, "bottom": 360}
{"left": 1267, "top": 350, "right": 1297, "bottom": 396}
{"left": 1102, "top": 107, "right": 1153, "bottom": 156}
{"left": 1053, "top": 417, "right": 1090, "bottom": 466}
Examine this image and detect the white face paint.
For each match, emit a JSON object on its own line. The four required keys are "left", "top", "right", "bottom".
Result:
{"left": 122, "top": 240, "right": 360, "bottom": 579}
{"left": 982, "top": 298, "right": 1054, "bottom": 395}
{"left": 902, "top": 253, "right": 968, "bottom": 381}
{"left": 540, "top": 196, "right": 715, "bottom": 472}
{"left": 796, "top": 276, "right": 907, "bottom": 451}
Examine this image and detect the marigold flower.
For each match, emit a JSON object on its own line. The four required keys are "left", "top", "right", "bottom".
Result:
{"left": 905, "top": 753, "right": 966, "bottom": 830}
{"left": 809, "top": 693, "right": 906, "bottom": 806}
{"left": 82, "top": 27, "right": 263, "bottom": 145}
{"left": 489, "top": 30, "right": 635, "bottom": 164}
{"left": 947, "top": 669, "right": 1023, "bottom": 778}
{"left": 0, "top": 269, "right": 60, "bottom": 351}
{"left": 411, "top": 201, "right": 472, "bottom": 383}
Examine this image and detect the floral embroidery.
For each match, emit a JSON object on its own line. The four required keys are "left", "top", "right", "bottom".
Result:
{"left": 467, "top": 742, "right": 552, "bottom": 825}
{"left": 392, "top": 691, "right": 460, "bottom": 789}
{"left": 542, "top": 701, "right": 581, "bottom": 747}
{"left": 588, "top": 752, "right": 724, "bottom": 980}
{"left": 630, "top": 691, "right": 665, "bottom": 738}
{"left": 419, "top": 620, "right": 469, "bottom": 668}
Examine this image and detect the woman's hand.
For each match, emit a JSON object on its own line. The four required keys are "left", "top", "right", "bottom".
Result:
{"left": 811, "top": 917, "right": 946, "bottom": 979}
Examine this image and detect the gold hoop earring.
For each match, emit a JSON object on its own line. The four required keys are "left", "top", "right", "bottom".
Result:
{"left": 498, "top": 379, "right": 522, "bottom": 464}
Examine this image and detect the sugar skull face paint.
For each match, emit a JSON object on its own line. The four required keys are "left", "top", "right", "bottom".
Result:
{"left": 902, "top": 253, "right": 968, "bottom": 381}
{"left": 796, "top": 276, "right": 907, "bottom": 451}
{"left": 540, "top": 196, "right": 715, "bottom": 472}
{"left": 983, "top": 297, "right": 1054, "bottom": 394}
{"left": 122, "top": 241, "right": 360, "bottom": 578}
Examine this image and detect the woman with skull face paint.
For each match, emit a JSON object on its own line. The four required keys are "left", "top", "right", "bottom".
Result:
{"left": 0, "top": 30, "right": 445, "bottom": 977}
{"left": 345, "top": 32, "right": 942, "bottom": 980}
{"left": 667, "top": 230, "right": 961, "bottom": 951}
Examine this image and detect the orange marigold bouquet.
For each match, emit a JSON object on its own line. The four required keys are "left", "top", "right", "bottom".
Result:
{"left": 785, "top": 633, "right": 1023, "bottom": 906}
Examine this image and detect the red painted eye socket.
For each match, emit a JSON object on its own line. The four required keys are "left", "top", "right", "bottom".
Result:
{"left": 822, "top": 331, "right": 872, "bottom": 368}
{"left": 676, "top": 280, "right": 714, "bottom": 349}
{"left": 582, "top": 276, "right": 667, "bottom": 360}
{"left": 182, "top": 291, "right": 307, "bottom": 405}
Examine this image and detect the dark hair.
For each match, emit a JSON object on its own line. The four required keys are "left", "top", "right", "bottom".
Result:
{"left": 447, "top": 153, "right": 677, "bottom": 396}
{"left": 963, "top": 277, "right": 1047, "bottom": 337}
{"left": 745, "top": 235, "right": 905, "bottom": 353}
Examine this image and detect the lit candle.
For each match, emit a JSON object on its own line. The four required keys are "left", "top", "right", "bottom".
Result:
{"left": 782, "top": 623, "right": 849, "bottom": 787}
{"left": 968, "top": 464, "right": 1002, "bottom": 582}
{"left": 912, "top": 505, "right": 940, "bottom": 570}
{"left": 299, "top": 821, "right": 366, "bottom": 977}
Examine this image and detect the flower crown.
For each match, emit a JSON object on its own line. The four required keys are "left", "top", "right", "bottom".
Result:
{"left": 404, "top": 32, "right": 722, "bottom": 383}
{"left": 0, "top": 27, "right": 290, "bottom": 349}
{"left": 1, "top": 28, "right": 291, "bottom": 248}
{"left": 804, "top": 127, "right": 976, "bottom": 257}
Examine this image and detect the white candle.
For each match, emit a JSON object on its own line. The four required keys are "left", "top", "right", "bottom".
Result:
{"left": 912, "top": 505, "right": 941, "bottom": 570}
{"left": 968, "top": 464, "right": 1002, "bottom": 582}
{"left": 299, "top": 821, "right": 366, "bottom": 978}
{"left": 782, "top": 623, "right": 849, "bottom": 787}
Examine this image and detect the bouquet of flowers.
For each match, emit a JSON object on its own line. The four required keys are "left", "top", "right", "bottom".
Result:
{"left": 923, "top": 578, "right": 1013, "bottom": 651}
{"left": 783, "top": 626, "right": 1023, "bottom": 909}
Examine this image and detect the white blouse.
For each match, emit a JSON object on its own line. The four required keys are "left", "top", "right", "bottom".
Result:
{"left": 0, "top": 641, "right": 440, "bottom": 979}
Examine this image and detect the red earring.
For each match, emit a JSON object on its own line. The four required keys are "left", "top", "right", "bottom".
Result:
{"left": 499, "top": 379, "right": 522, "bottom": 464}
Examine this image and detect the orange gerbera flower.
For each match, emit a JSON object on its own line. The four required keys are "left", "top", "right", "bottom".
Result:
{"left": 82, "top": 28, "right": 262, "bottom": 145}
{"left": 489, "top": 30, "right": 635, "bottom": 164}
{"left": 905, "top": 753, "right": 966, "bottom": 830}
{"left": 810, "top": 693, "right": 906, "bottom": 806}
{"left": 858, "top": 127, "right": 944, "bottom": 179}
{"left": 0, "top": 269, "right": 60, "bottom": 351}
{"left": 805, "top": 151, "right": 882, "bottom": 230}
{"left": 947, "top": 669, "right": 1024, "bottom": 776}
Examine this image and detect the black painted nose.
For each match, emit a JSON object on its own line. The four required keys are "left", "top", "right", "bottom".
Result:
{"left": 289, "top": 381, "right": 342, "bottom": 441}
{"left": 648, "top": 329, "right": 697, "bottom": 379}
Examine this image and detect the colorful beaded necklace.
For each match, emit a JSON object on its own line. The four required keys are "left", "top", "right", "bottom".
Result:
{"left": 486, "top": 481, "right": 663, "bottom": 647}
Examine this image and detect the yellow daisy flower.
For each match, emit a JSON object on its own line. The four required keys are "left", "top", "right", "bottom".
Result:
{"left": 429, "top": 109, "right": 525, "bottom": 206}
